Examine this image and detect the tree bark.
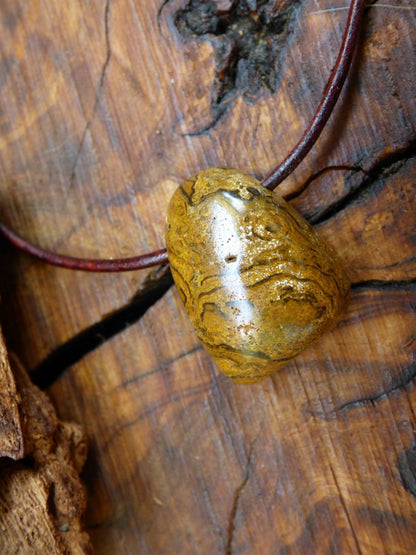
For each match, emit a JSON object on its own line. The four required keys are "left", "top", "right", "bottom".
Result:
{"left": 0, "top": 327, "right": 91, "bottom": 553}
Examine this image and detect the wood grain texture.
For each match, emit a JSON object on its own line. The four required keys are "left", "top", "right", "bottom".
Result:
{"left": 166, "top": 168, "right": 349, "bottom": 382}
{"left": 0, "top": 0, "right": 415, "bottom": 553}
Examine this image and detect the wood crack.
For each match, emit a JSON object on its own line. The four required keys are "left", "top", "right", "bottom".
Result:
{"left": 30, "top": 265, "right": 173, "bottom": 390}
{"left": 351, "top": 278, "right": 416, "bottom": 292}
{"left": 334, "top": 361, "right": 416, "bottom": 416}
{"left": 116, "top": 344, "right": 203, "bottom": 389}
{"left": 68, "top": 0, "right": 112, "bottom": 192}
{"left": 29, "top": 277, "right": 415, "bottom": 391}
{"left": 284, "top": 165, "right": 365, "bottom": 202}
{"left": 225, "top": 442, "right": 255, "bottom": 554}
{"left": 311, "top": 139, "right": 416, "bottom": 225}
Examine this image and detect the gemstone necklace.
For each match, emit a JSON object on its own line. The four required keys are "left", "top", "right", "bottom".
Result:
{"left": 0, "top": 0, "right": 365, "bottom": 383}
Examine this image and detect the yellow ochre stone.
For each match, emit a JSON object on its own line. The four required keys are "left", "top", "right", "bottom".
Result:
{"left": 166, "top": 168, "right": 350, "bottom": 383}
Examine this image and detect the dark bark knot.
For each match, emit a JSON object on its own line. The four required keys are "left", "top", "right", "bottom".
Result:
{"left": 174, "top": 0, "right": 300, "bottom": 105}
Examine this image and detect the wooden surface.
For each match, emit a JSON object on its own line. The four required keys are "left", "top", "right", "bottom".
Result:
{"left": 0, "top": 1, "right": 415, "bottom": 553}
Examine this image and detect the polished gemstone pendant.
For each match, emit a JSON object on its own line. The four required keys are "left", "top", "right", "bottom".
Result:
{"left": 166, "top": 168, "right": 350, "bottom": 383}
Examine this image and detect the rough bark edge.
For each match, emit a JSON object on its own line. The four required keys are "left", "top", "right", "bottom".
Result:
{"left": 0, "top": 324, "right": 92, "bottom": 554}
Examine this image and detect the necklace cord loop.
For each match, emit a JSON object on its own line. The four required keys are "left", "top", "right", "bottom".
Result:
{"left": 0, "top": 222, "right": 169, "bottom": 271}
{"left": 0, "top": 0, "right": 365, "bottom": 272}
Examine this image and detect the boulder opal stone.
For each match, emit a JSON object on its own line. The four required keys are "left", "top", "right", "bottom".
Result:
{"left": 166, "top": 168, "right": 350, "bottom": 383}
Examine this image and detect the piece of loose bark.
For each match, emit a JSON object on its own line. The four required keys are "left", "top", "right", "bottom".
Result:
{"left": 0, "top": 326, "right": 23, "bottom": 459}
{"left": 0, "top": 326, "right": 91, "bottom": 554}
